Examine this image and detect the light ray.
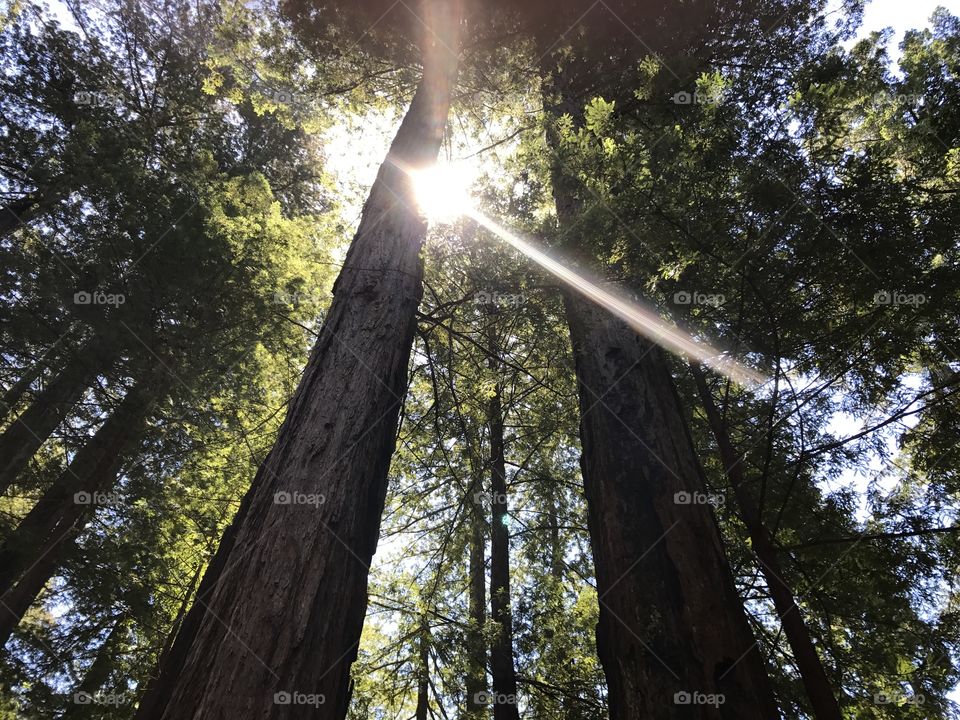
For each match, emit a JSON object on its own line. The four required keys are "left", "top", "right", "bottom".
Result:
{"left": 406, "top": 165, "right": 767, "bottom": 388}
{"left": 466, "top": 210, "right": 768, "bottom": 388}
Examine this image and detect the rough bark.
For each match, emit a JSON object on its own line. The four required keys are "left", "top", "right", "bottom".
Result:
{"left": 0, "top": 381, "right": 157, "bottom": 645}
{"left": 691, "top": 363, "right": 841, "bottom": 719}
{"left": 486, "top": 321, "right": 521, "bottom": 720}
{"left": 564, "top": 294, "right": 779, "bottom": 719}
{"left": 0, "top": 344, "right": 110, "bottom": 495}
{"left": 133, "top": 3, "right": 463, "bottom": 718}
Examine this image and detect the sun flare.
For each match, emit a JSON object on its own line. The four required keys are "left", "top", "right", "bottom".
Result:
{"left": 412, "top": 163, "right": 475, "bottom": 222}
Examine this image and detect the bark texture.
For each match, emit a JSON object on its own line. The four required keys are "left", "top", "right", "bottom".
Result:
{"left": 691, "top": 363, "right": 841, "bottom": 719}
{"left": 564, "top": 294, "right": 779, "bottom": 720}
{"left": 133, "top": 3, "right": 462, "bottom": 717}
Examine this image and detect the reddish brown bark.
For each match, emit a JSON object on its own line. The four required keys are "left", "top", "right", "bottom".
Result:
{"left": 133, "top": 3, "right": 463, "bottom": 717}
{"left": 564, "top": 294, "right": 779, "bottom": 719}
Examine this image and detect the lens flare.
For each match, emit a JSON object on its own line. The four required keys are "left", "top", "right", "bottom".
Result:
{"left": 397, "top": 160, "right": 766, "bottom": 388}
{"left": 411, "top": 163, "right": 474, "bottom": 223}
{"left": 465, "top": 210, "right": 768, "bottom": 388}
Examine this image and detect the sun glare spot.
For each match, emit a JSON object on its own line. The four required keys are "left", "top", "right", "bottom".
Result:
{"left": 412, "top": 163, "right": 475, "bottom": 222}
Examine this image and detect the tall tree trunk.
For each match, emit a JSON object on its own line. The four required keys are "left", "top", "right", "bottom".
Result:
{"left": 63, "top": 616, "right": 129, "bottom": 716}
{"left": 563, "top": 294, "right": 779, "bottom": 719}
{"left": 1, "top": 358, "right": 46, "bottom": 425}
{"left": 153, "top": 562, "right": 204, "bottom": 676}
{"left": 0, "top": 533, "right": 79, "bottom": 647}
{"left": 0, "top": 332, "right": 79, "bottom": 425}
{"left": 0, "top": 344, "right": 110, "bottom": 495}
{"left": 465, "top": 470, "right": 488, "bottom": 718}
{"left": 0, "top": 380, "right": 158, "bottom": 645}
{"left": 691, "top": 363, "right": 842, "bottom": 719}
{"left": 415, "top": 616, "right": 430, "bottom": 720}
{"left": 133, "top": 4, "right": 463, "bottom": 718}
{"left": 486, "top": 320, "right": 521, "bottom": 720}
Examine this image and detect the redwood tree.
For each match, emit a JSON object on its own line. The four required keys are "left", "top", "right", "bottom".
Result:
{"left": 134, "top": 2, "right": 465, "bottom": 717}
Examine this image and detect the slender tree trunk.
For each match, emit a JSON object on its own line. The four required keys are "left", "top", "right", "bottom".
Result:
{"left": 0, "top": 333, "right": 80, "bottom": 425}
{"left": 133, "top": 4, "right": 463, "bottom": 717}
{"left": 486, "top": 319, "right": 521, "bottom": 720}
{"left": 465, "top": 470, "right": 488, "bottom": 718}
{"left": 0, "top": 381, "right": 157, "bottom": 645}
{"left": 415, "top": 617, "right": 430, "bottom": 720}
{"left": 0, "top": 345, "right": 109, "bottom": 495}
{"left": 691, "top": 363, "right": 842, "bottom": 719}
{"left": 63, "top": 616, "right": 128, "bottom": 715}
{"left": 0, "top": 533, "right": 78, "bottom": 647}
{"left": 0, "top": 379, "right": 157, "bottom": 596}
{"left": 154, "top": 562, "right": 204, "bottom": 675}
{"left": 563, "top": 294, "right": 779, "bottom": 719}
{"left": 1, "top": 358, "right": 46, "bottom": 425}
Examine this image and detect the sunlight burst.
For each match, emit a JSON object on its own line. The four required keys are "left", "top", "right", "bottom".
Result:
{"left": 411, "top": 163, "right": 475, "bottom": 223}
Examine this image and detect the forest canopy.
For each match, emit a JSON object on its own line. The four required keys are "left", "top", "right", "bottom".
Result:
{"left": 0, "top": 0, "right": 959, "bottom": 718}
